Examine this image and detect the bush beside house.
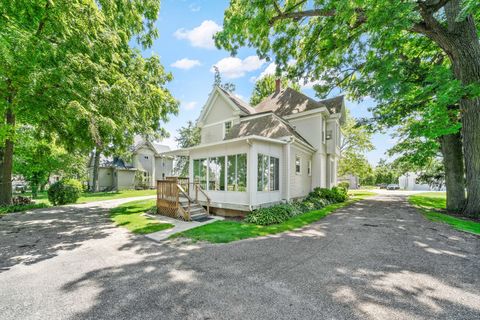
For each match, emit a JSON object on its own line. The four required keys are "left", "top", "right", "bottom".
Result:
{"left": 47, "top": 179, "right": 83, "bottom": 205}
{"left": 245, "top": 187, "right": 348, "bottom": 226}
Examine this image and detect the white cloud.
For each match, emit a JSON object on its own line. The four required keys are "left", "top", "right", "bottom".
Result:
{"left": 256, "top": 62, "right": 277, "bottom": 80}
{"left": 212, "top": 56, "right": 265, "bottom": 79}
{"left": 171, "top": 58, "right": 201, "bottom": 70}
{"left": 183, "top": 101, "right": 198, "bottom": 110}
{"left": 189, "top": 3, "right": 201, "bottom": 12}
{"left": 174, "top": 20, "right": 222, "bottom": 49}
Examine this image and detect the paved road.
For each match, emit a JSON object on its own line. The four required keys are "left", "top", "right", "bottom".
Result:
{"left": 0, "top": 194, "right": 478, "bottom": 320}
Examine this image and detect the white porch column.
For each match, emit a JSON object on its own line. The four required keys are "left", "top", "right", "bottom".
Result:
{"left": 247, "top": 141, "right": 256, "bottom": 208}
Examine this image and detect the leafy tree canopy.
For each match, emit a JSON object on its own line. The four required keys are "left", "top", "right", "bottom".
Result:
{"left": 250, "top": 74, "right": 300, "bottom": 106}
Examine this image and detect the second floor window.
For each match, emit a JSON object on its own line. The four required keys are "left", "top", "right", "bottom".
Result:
{"left": 224, "top": 121, "right": 233, "bottom": 137}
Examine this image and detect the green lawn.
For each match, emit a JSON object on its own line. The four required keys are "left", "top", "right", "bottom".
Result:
{"left": 408, "top": 192, "right": 480, "bottom": 235}
{"left": 21, "top": 189, "right": 156, "bottom": 205}
{"left": 171, "top": 191, "right": 375, "bottom": 243}
{"left": 110, "top": 199, "right": 174, "bottom": 234}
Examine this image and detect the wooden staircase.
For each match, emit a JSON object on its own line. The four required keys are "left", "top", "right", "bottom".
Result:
{"left": 157, "top": 177, "right": 211, "bottom": 221}
{"left": 179, "top": 197, "right": 208, "bottom": 221}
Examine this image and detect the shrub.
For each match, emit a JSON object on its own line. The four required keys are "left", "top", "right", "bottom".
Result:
{"left": 338, "top": 182, "right": 350, "bottom": 190}
{"left": 245, "top": 187, "right": 349, "bottom": 226}
{"left": 47, "top": 179, "right": 83, "bottom": 205}
{"left": 245, "top": 204, "right": 295, "bottom": 225}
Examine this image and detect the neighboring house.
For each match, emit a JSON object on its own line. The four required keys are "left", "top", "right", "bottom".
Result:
{"left": 338, "top": 174, "right": 359, "bottom": 189}
{"left": 398, "top": 172, "right": 440, "bottom": 191}
{"left": 87, "top": 139, "right": 173, "bottom": 191}
{"left": 161, "top": 84, "right": 345, "bottom": 215}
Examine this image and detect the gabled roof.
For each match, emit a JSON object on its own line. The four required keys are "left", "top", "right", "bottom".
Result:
{"left": 224, "top": 113, "right": 314, "bottom": 149}
{"left": 255, "top": 87, "right": 324, "bottom": 116}
{"left": 218, "top": 87, "right": 256, "bottom": 114}
{"left": 255, "top": 87, "right": 345, "bottom": 119}
{"left": 132, "top": 139, "right": 171, "bottom": 156}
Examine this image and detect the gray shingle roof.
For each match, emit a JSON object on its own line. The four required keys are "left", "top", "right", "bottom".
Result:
{"left": 255, "top": 87, "right": 344, "bottom": 117}
{"left": 218, "top": 87, "right": 256, "bottom": 115}
{"left": 224, "top": 113, "right": 313, "bottom": 148}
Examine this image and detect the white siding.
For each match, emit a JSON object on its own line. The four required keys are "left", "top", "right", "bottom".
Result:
{"left": 155, "top": 157, "right": 173, "bottom": 180}
{"left": 289, "top": 114, "right": 325, "bottom": 152}
{"left": 116, "top": 170, "right": 136, "bottom": 190}
{"left": 201, "top": 123, "right": 224, "bottom": 144}
{"left": 289, "top": 145, "right": 313, "bottom": 198}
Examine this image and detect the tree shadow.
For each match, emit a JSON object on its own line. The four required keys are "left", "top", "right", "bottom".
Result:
{"left": 0, "top": 204, "right": 115, "bottom": 270}
{"left": 57, "top": 195, "right": 480, "bottom": 319}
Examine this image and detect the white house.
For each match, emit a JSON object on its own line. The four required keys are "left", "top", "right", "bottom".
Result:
{"left": 398, "top": 172, "right": 441, "bottom": 191}
{"left": 160, "top": 84, "right": 345, "bottom": 216}
{"left": 87, "top": 139, "right": 173, "bottom": 191}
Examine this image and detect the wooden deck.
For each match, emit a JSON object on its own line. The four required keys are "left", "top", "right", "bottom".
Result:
{"left": 156, "top": 177, "right": 211, "bottom": 221}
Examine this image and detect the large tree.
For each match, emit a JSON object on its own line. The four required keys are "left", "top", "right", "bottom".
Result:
{"left": 215, "top": 0, "right": 480, "bottom": 215}
{"left": 174, "top": 121, "right": 201, "bottom": 177}
{"left": 0, "top": 0, "right": 178, "bottom": 202}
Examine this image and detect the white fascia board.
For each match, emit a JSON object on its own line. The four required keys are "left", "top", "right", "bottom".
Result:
{"left": 291, "top": 138, "right": 316, "bottom": 153}
{"left": 283, "top": 107, "right": 330, "bottom": 120}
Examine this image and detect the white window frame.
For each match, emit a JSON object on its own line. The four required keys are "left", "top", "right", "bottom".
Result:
{"left": 257, "top": 154, "right": 280, "bottom": 192}
{"left": 295, "top": 155, "right": 302, "bottom": 175}
{"left": 308, "top": 159, "right": 312, "bottom": 176}
{"left": 223, "top": 121, "right": 233, "bottom": 138}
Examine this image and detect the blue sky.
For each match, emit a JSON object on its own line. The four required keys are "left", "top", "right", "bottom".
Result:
{"left": 147, "top": 0, "right": 394, "bottom": 165}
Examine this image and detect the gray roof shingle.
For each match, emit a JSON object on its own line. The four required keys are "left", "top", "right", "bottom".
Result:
{"left": 224, "top": 113, "right": 313, "bottom": 148}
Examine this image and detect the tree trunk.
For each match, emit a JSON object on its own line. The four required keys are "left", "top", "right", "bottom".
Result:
{"left": 0, "top": 107, "right": 15, "bottom": 206}
{"left": 91, "top": 148, "right": 101, "bottom": 192}
{"left": 439, "top": 133, "right": 466, "bottom": 212}
{"left": 419, "top": 0, "right": 480, "bottom": 216}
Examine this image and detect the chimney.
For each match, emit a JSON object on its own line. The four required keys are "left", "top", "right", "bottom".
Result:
{"left": 275, "top": 78, "right": 281, "bottom": 93}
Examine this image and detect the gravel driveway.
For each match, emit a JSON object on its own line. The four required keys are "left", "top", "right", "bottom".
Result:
{"left": 0, "top": 194, "right": 478, "bottom": 320}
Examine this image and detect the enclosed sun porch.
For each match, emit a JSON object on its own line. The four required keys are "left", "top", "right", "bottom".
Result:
{"left": 157, "top": 135, "right": 316, "bottom": 217}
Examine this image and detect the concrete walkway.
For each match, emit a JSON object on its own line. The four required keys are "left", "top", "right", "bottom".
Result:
{"left": 145, "top": 214, "right": 223, "bottom": 241}
{"left": 0, "top": 193, "right": 478, "bottom": 319}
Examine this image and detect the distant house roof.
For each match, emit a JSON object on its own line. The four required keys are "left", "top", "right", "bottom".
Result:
{"left": 224, "top": 113, "right": 314, "bottom": 149}
{"left": 133, "top": 139, "right": 171, "bottom": 155}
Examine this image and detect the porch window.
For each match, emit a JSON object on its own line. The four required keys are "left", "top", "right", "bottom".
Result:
{"left": 193, "top": 158, "right": 207, "bottom": 189}
{"left": 258, "top": 154, "right": 279, "bottom": 191}
{"left": 227, "top": 154, "right": 247, "bottom": 191}
{"left": 208, "top": 157, "right": 225, "bottom": 191}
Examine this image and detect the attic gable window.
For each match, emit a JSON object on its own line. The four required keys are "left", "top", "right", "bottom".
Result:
{"left": 224, "top": 121, "right": 233, "bottom": 137}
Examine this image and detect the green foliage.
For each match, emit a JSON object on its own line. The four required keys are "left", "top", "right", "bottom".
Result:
{"left": 47, "top": 179, "right": 83, "bottom": 206}
{"left": 173, "top": 190, "right": 375, "bottom": 243}
{"left": 0, "top": 203, "right": 49, "bottom": 215}
{"left": 409, "top": 193, "right": 479, "bottom": 234}
{"left": 14, "top": 126, "right": 86, "bottom": 197}
{"left": 110, "top": 199, "right": 174, "bottom": 234}
{"left": 174, "top": 121, "right": 201, "bottom": 176}
{"left": 250, "top": 75, "right": 300, "bottom": 106}
{"left": 0, "top": 0, "right": 178, "bottom": 204}
{"left": 338, "top": 182, "right": 350, "bottom": 190}
{"left": 338, "top": 109, "right": 374, "bottom": 180}
{"left": 245, "top": 187, "right": 348, "bottom": 226}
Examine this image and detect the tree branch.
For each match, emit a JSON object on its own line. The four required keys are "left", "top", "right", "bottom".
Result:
{"left": 270, "top": 8, "right": 336, "bottom": 25}
{"left": 418, "top": 0, "right": 452, "bottom": 14}
{"left": 36, "top": 0, "right": 51, "bottom": 36}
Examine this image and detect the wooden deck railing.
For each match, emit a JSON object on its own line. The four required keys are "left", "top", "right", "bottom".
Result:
{"left": 157, "top": 177, "right": 211, "bottom": 219}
